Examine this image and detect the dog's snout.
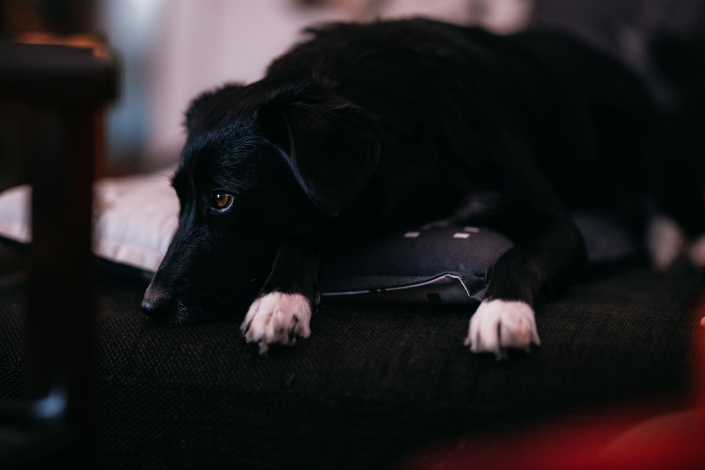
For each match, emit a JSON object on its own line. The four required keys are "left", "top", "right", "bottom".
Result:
{"left": 141, "top": 284, "right": 172, "bottom": 320}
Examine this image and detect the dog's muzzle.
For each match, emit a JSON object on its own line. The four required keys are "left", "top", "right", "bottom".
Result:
{"left": 141, "top": 283, "right": 172, "bottom": 320}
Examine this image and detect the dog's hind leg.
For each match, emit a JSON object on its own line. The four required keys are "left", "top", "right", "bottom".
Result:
{"left": 240, "top": 239, "right": 320, "bottom": 353}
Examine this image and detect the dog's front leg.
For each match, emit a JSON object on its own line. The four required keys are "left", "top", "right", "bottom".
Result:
{"left": 465, "top": 210, "right": 586, "bottom": 358}
{"left": 240, "top": 239, "right": 320, "bottom": 353}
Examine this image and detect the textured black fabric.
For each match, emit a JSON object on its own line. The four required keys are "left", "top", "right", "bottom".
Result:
{"left": 319, "top": 215, "right": 638, "bottom": 304}
{"left": 0, "top": 265, "right": 701, "bottom": 469}
{"left": 320, "top": 224, "right": 513, "bottom": 303}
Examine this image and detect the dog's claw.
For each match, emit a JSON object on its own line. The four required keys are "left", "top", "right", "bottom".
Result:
{"left": 258, "top": 341, "right": 269, "bottom": 355}
{"left": 465, "top": 299, "right": 540, "bottom": 359}
{"left": 241, "top": 292, "right": 312, "bottom": 354}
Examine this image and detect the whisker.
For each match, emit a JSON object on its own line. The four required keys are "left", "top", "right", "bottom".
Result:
{"left": 232, "top": 277, "right": 265, "bottom": 285}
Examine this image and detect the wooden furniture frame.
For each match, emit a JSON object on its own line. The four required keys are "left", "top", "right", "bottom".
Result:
{"left": 0, "top": 41, "right": 117, "bottom": 468}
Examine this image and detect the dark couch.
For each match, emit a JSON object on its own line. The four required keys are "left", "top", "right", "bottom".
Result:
{"left": 1, "top": 261, "right": 702, "bottom": 469}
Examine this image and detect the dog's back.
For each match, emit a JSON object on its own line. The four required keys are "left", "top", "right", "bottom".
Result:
{"left": 267, "top": 20, "right": 687, "bottom": 238}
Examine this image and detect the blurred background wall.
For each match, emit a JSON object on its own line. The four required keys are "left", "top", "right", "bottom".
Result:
{"left": 96, "top": 0, "right": 534, "bottom": 173}
{"left": 106, "top": 0, "right": 347, "bottom": 171}
{"left": 0, "top": 0, "right": 535, "bottom": 176}
{"left": 0, "top": 0, "right": 703, "bottom": 177}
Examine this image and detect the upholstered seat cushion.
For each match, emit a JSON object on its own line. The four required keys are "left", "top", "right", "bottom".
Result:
{"left": 0, "top": 264, "right": 700, "bottom": 469}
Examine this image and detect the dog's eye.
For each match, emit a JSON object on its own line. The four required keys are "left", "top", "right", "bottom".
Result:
{"left": 210, "top": 191, "right": 234, "bottom": 211}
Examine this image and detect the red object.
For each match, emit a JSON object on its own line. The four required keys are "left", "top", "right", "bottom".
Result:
{"left": 397, "top": 293, "right": 705, "bottom": 470}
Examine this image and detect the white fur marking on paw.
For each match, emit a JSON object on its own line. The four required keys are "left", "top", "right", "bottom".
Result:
{"left": 464, "top": 299, "right": 540, "bottom": 358}
{"left": 240, "top": 292, "right": 311, "bottom": 354}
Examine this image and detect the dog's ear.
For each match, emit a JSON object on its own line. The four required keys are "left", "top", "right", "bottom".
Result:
{"left": 258, "top": 81, "right": 381, "bottom": 216}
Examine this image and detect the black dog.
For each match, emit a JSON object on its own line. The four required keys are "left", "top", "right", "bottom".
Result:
{"left": 141, "top": 19, "right": 704, "bottom": 357}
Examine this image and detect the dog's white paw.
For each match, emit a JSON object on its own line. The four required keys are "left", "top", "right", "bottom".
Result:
{"left": 240, "top": 292, "right": 311, "bottom": 354}
{"left": 464, "top": 299, "right": 541, "bottom": 359}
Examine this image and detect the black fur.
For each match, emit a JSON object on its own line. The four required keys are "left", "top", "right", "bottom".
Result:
{"left": 141, "top": 20, "right": 703, "bottom": 341}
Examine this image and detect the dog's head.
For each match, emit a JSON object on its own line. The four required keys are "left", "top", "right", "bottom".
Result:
{"left": 141, "top": 80, "right": 380, "bottom": 324}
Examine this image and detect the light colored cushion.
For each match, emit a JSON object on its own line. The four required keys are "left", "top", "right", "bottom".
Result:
{"left": 0, "top": 167, "right": 179, "bottom": 272}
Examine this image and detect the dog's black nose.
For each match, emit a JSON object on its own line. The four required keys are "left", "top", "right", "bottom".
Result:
{"left": 141, "top": 284, "right": 172, "bottom": 320}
